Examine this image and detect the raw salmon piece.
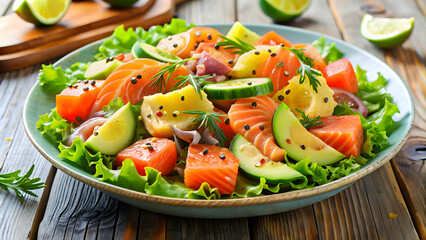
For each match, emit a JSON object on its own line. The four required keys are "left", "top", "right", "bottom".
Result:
{"left": 184, "top": 144, "right": 239, "bottom": 194}
{"left": 116, "top": 138, "right": 177, "bottom": 176}
{"left": 228, "top": 96, "right": 286, "bottom": 162}
{"left": 309, "top": 115, "right": 363, "bottom": 158}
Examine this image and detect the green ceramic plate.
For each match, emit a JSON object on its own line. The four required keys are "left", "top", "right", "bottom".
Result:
{"left": 23, "top": 24, "right": 414, "bottom": 218}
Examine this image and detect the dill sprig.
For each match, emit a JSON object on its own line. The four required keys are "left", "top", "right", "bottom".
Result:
{"left": 171, "top": 74, "right": 214, "bottom": 100}
{"left": 283, "top": 47, "right": 322, "bottom": 93}
{"left": 0, "top": 165, "right": 45, "bottom": 203}
{"left": 182, "top": 110, "right": 228, "bottom": 147}
{"left": 150, "top": 58, "right": 195, "bottom": 92}
{"left": 296, "top": 109, "right": 324, "bottom": 129}
{"left": 216, "top": 35, "right": 255, "bottom": 54}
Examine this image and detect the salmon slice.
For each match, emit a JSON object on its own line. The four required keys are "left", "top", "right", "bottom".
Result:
{"left": 228, "top": 96, "right": 286, "bottom": 162}
{"left": 91, "top": 58, "right": 189, "bottom": 113}
{"left": 184, "top": 144, "right": 239, "bottom": 194}
{"left": 309, "top": 115, "right": 363, "bottom": 158}
{"left": 255, "top": 47, "right": 300, "bottom": 95}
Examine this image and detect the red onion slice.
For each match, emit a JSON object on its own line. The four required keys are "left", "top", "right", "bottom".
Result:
{"left": 199, "top": 129, "right": 220, "bottom": 146}
{"left": 173, "top": 126, "right": 201, "bottom": 144}
{"left": 332, "top": 88, "right": 368, "bottom": 117}
{"left": 66, "top": 117, "right": 107, "bottom": 146}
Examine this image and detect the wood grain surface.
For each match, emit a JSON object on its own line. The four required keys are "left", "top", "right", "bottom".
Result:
{"left": 0, "top": 0, "right": 424, "bottom": 239}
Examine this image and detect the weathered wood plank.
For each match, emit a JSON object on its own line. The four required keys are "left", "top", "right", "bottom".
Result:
{"left": 180, "top": 218, "right": 251, "bottom": 240}
{"left": 176, "top": 0, "right": 236, "bottom": 24}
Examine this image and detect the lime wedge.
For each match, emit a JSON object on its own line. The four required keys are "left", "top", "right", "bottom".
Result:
{"left": 259, "top": 0, "right": 311, "bottom": 22}
{"left": 14, "top": 0, "right": 71, "bottom": 26}
{"left": 360, "top": 14, "right": 415, "bottom": 48}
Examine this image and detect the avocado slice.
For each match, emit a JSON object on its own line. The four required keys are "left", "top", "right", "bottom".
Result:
{"left": 85, "top": 103, "right": 135, "bottom": 155}
{"left": 131, "top": 41, "right": 182, "bottom": 63}
{"left": 230, "top": 134, "right": 307, "bottom": 185}
{"left": 225, "top": 22, "right": 260, "bottom": 45}
{"left": 272, "top": 103, "right": 345, "bottom": 165}
{"left": 84, "top": 58, "right": 123, "bottom": 80}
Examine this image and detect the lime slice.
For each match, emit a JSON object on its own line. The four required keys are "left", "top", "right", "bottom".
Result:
{"left": 259, "top": 0, "right": 311, "bottom": 22}
{"left": 14, "top": 0, "right": 71, "bottom": 25}
{"left": 101, "top": 0, "right": 139, "bottom": 8}
{"left": 361, "top": 14, "right": 415, "bottom": 48}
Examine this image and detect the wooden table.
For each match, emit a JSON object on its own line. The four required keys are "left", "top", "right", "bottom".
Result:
{"left": 0, "top": 0, "right": 424, "bottom": 239}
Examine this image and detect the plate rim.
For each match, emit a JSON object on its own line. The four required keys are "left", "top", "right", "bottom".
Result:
{"left": 23, "top": 23, "right": 414, "bottom": 208}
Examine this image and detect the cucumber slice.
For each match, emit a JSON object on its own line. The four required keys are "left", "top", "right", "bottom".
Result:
{"left": 203, "top": 78, "right": 273, "bottom": 100}
{"left": 230, "top": 134, "right": 307, "bottom": 185}
{"left": 272, "top": 103, "right": 345, "bottom": 165}
{"left": 84, "top": 58, "right": 123, "bottom": 79}
{"left": 85, "top": 103, "right": 135, "bottom": 155}
{"left": 131, "top": 41, "right": 182, "bottom": 63}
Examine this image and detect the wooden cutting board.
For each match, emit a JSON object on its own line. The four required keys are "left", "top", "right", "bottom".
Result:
{"left": 0, "top": 0, "right": 182, "bottom": 71}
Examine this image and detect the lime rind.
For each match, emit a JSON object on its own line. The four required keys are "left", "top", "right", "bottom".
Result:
{"left": 14, "top": 0, "right": 71, "bottom": 25}
{"left": 259, "top": 0, "right": 311, "bottom": 22}
{"left": 360, "top": 14, "right": 415, "bottom": 48}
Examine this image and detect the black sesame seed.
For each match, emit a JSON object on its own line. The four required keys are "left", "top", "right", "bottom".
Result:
{"left": 94, "top": 131, "right": 98, "bottom": 136}
{"left": 228, "top": 75, "right": 232, "bottom": 80}
{"left": 68, "top": 84, "right": 72, "bottom": 88}
{"left": 203, "top": 149, "right": 208, "bottom": 155}
{"left": 194, "top": 43, "right": 199, "bottom": 49}
{"left": 228, "top": 60, "right": 234, "bottom": 65}
{"left": 207, "top": 34, "right": 212, "bottom": 40}
{"left": 167, "top": 35, "right": 172, "bottom": 40}
{"left": 278, "top": 95, "right": 284, "bottom": 101}
{"left": 173, "top": 113, "right": 177, "bottom": 117}
{"left": 252, "top": 69, "right": 256, "bottom": 75}
{"left": 73, "top": 85, "right": 78, "bottom": 88}
{"left": 83, "top": 79, "right": 89, "bottom": 84}
{"left": 147, "top": 145, "right": 154, "bottom": 151}
{"left": 147, "top": 114, "right": 151, "bottom": 118}
{"left": 247, "top": 82, "right": 252, "bottom": 86}
{"left": 267, "top": 49, "right": 272, "bottom": 53}
{"left": 254, "top": 51, "right": 260, "bottom": 55}
{"left": 201, "top": 40, "right": 205, "bottom": 42}
{"left": 90, "top": 80, "right": 96, "bottom": 86}
{"left": 224, "top": 118, "right": 230, "bottom": 125}
{"left": 244, "top": 124, "right": 250, "bottom": 130}
{"left": 279, "top": 43, "right": 284, "bottom": 47}
{"left": 77, "top": 80, "right": 82, "bottom": 83}
{"left": 214, "top": 44, "right": 219, "bottom": 50}
{"left": 83, "top": 86, "right": 89, "bottom": 91}
{"left": 324, "top": 97, "right": 329, "bottom": 103}
{"left": 173, "top": 43, "right": 178, "bottom": 48}
{"left": 259, "top": 125, "right": 265, "bottom": 130}
{"left": 131, "top": 77, "right": 137, "bottom": 84}
{"left": 76, "top": 116, "right": 83, "bottom": 122}
{"left": 145, "top": 142, "right": 151, "bottom": 145}
{"left": 137, "top": 74, "right": 142, "bottom": 79}
{"left": 284, "top": 71, "right": 289, "bottom": 76}
{"left": 195, "top": 31, "right": 201, "bottom": 37}
{"left": 270, "top": 52, "right": 277, "bottom": 57}
{"left": 301, "top": 145, "right": 306, "bottom": 150}
{"left": 219, "top": 154, "right": 226, "bottom": 159}
{"left": 181, "top": 96, "right": 185, "bottom": 101}
{"left": 251, "top": 102, "right": 257, "bottom": 107}
{"left": 285, "top": 89, "right": 290, "bottom": 95}
{"left": 159, "top": 105, "right": 164, "bottom": 110}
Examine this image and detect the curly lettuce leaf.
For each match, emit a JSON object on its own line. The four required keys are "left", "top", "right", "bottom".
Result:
{"left": 95, "top": 19, "right": 194, "bottom": 60}
{"left": 311, "top": 37, "right": 344, "bottom": 64}
{"left": 36, "top": 108, "right": 74, "bottom": 144}
{"left": 38, "top": 62, "right": 89, "bottom": 94}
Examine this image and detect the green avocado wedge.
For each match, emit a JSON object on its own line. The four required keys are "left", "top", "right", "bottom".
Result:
{"left": 85, "top": 103, "right": 135, "bottom": 155}
{"left": 272, "top": 103, "right": 345, "bottom": 165}
{"left": 230, "top": 134, "right": 307, "bottom": 186}
{"left": 84, "top": 58, "right": 123, "bottom": 80}
{"left": 131, "top": 41, "right": 182, "bottom": 63}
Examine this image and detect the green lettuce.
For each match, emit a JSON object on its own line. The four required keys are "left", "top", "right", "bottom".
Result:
{"left": 94, "top": 18, "right": 194, "bottom": 60}
{"left": 311, "top": 37, "right": 344, "bottom": 64}
{"left": 36, "top": 108, "right": 74, "bottom": 144}
{"left": 38, "top": 62, "right": 89, "bottom": 94}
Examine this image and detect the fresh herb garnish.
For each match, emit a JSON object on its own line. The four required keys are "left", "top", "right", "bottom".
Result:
{"left": 0, "top": 165, "right": 45, "bottom": 203}
{"left": 296, "top": 109, "right": 324, "bottom": 129}
{"left": 216, "top": 35, "right": 255, "bottom": 54}
{"left": 150, "top": 58, "right": 195, "bottom": 92}
{"left": 171, "top": 75, "right": 214, "bottom": 100}
{"left": 284, "top": 47, "right": 322, "bottom": 93}
{"left": 182, "top": 111, "right": 228, "bottom": 146}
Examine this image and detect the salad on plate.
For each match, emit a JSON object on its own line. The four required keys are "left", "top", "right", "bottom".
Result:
{"left": 36, "top": 19, "right": 400, "bottom": 199}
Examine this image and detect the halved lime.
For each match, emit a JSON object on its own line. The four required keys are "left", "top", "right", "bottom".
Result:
{"left": 259, "top": 0, "right": 311, "bottom": 22}
{"left": 360, "top": 14, "right": 415, "bottom": 48}
{"left": 14, "top": 0, "right": 71, "bottom": 26}
{"left": 101, "top": 0, "right": 139, "bottom": 8}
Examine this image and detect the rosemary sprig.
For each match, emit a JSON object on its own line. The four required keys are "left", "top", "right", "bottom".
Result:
{"left": 283, "top": 47, "right": 322, "bottom": 93}
{"left": 150, "top": 58, "right": 195, "bottom": 92}
{"left": 182, "top": 110, "right": 228, "bottom": 147}
{"left": 0, "top": 165, "right": 45, "bottom": 203}
{"left": 171, "top": 74, "right": 214, "bottom": 100}
{"left": 296, "top": 109, "right": 324, "bottom": 129}
{"left": 216, "top": 35, "right": 255, "bottom": 54}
